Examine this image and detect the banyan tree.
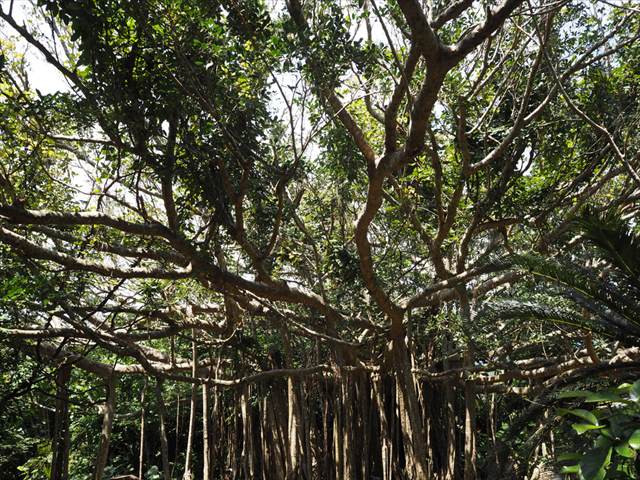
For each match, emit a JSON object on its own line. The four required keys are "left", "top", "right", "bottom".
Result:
{"left": 1, "top": 0, "right": 640, "bottom": 478}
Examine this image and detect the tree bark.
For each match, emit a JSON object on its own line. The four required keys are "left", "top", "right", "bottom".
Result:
{"left": 138, "top": 380, "right": 147, "bottom": 480}
{"left": 463, "top": 366, "right": 477, "bottom": 480}
{"left": 286, "top": 376, "right": 299, "bottom": 479}
{"left": 50, "top": 363, "right": 72, "bottom": 480}
{"left": 202, "top": 383, "right": 211, "bottom": 480}
{"left": 321, "top": 382, "right": 333, "bottom": 480}
{"left": 211, "top": 383, "right": 220, "bottom": 476}
{"left": 373, "top": 375, "right": 393, "bottom": 480}
{"left": 443, "top": 337, "right": 457, "bottom": 480}
{"left": 392, "top": 331, "right": 429, "bottom": 479}
{"left": 172, "top": 389, "right": 180, "bottom": 480}
{"left": 332, "top": 382, "right": 344, "bottom": 480}
{"left": 154, "top": 379, "right": 171, "bottom": 480}
{"left": 183, "top": 331, "right": 197, "bottom": 480}
{"left": 459, "top": 290, "right": 477, "bottom": 480}
{"left": 241, "top": 384, "right": 253, "bottom": 478}
{"left": 360, "top": 374, "right": 372, "bottom": 480}
{"left": 343, "top": 376, "right": 355, "bottom": 480}
{"left": 94, "top": 375, "right": 116, "bottom": 480}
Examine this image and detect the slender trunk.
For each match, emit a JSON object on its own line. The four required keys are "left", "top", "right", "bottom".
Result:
{"left": 154, "top": 379, "right": 171, "bottom": 480}
{"left": 286, "top": 377, "right": 299, "bottom": 479}
{"left": 171, "top": 389, "right": 180, "bottom": 480}
{"left": 261, "top": 396, "right": 270, "bottom": 479}
{"left": 139, "top": 380, "right": 147, "bottom": 480}
{"left": 232, "top": 397, "right": 240, "bottom": 476}
{"left": 321, "top": 383, "right": 332, "bottom": 480}
{"left": 360, "top": 374, "right": 371, "bottom": 480}
{"left": 438, "top": 330, "right": 457, "bottom": 480}
{"left": 424, "top": 340, "right": 436, "bottom": 479}
{"left": 183, "top": 331, "right": 197, "bottom": 480}
{"left": 241, "top": 384, "right": 253, "bottom": 478}
{"left": 210, "top": 356, "right": 220, "bottom": 475}
{"left": 202, "top": 384, "right": 210, "bottom": 480}
{"left": 183, "top": 385, "right": 196, "bottom": 479}
{"left": 463, "top": 374, "right": 477, "bottom": 480}
{"left": 487, "top": 392, "right": 500, "bottom": 476}
{"left": 391, "top": 330, "right": 428, "bottom": 479}
{"left": 280, "top": 328, "right": 302, "bottom": 480}
{"left": 333, "top": 382, "right": 344, "bottom": 480}
{"left": 269, "top": 392, "right": 287, "bottom": 479}
{"left": 459, "top": 290, "right": 477, "bottom": 480}
{"left": 391, "top": 380, "right": 399, "bottom": 479}
{"left": 94, "top": 375, "right": 116, "bottom": 480}
{"left": 50, "top": 363, "right": 72, "bottom": 480}
{"left": 373, "top": 375, "right": 392, "bottom": 480}
{"left": 444, "top": 383, "right": 457, "bottom": 480}
{"left": 211, "top": 388, "right": 219, "bottom": 476}
{"left": 301, "top": 382, "right": 312, "bottom": 480}
{"left": 343, "top": 376, "right": 355, "bottom": 480}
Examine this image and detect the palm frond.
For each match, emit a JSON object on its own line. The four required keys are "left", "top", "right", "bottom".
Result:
{"left": 513, "top": 254, "right": 640, "bottom": 325}
{"left": 478, "top": 299, "right": 603, "bottom": 333}
{"left": 574, "top": 207, "right": 640, "bottom": 287}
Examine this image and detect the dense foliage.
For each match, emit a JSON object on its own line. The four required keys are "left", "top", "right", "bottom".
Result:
{"left": 0, "top": 0, "right": 640, "bottom": 479}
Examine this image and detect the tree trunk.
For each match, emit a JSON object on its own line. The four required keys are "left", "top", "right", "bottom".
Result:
{"left": 268, "top": 392, "right": 287, "bottom": 479}
{"left": 464, "top": 382, "right": 477, "bottom": 480}
{"left": 138, "top": 380, "right": 147, "bottom": 480}
{"left": 241, "top": 384, "right": 253, "bottom": 478}
{"left": 321, "top": 382, "right": 333, "bottom": 480}
{"left": 463, "top": 375, "right": 477, "bottom": 480}
{"left": 260, "top": 396, "right": 271, "bottom": 479}
{"left": 50, "top": 363, "right": 72, "bottom": 480}
{"left": 94, "top": 375, "right": 116, "bottom": 480}
{"left": 211, "top": 383, "right": 220, "bottom": 476}
{"left": 360, "top": 374, "right": 372, "bottom": 480}
{"left": 343, "top": 376, "right": 355, "bottom": 480}
{"left": 332, "top": 382, "right": 344, "bottom": 480}
{"left": 391, "top": 330, "right": 428, "bottom": 479}
{"left": 459, "top": 291, "right": 477, "bottom": 480}
{"left": 182, "top": 383, "right": 197, "bottom": 480}
{"left": 172, "top": 389, "right": 180, "bottom": 480}
{"left": 444, "top": 384, "right": 457, "bottom": 480}
{"left": 202, "top": 384, "right": 211, "bottom": 480}
{"left": 301, "top": 382, "right": 312, "bottom": 480}
{"left": 183, "top": 331, "right": 197, "bottom": 480}
{"left": 154, "top": 379, "right": 171, "bottom": 480}
{"left": 373, "top": 375, "right": 393, "bottom": 480}
{"left": 286, "top": 376, "right": 299, "bottom": 479}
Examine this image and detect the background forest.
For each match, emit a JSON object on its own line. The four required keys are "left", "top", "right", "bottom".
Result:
{"left": 1, "top": 0, "right": 640, "bottom": 479}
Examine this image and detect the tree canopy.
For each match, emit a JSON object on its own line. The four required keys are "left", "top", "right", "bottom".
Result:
{"left": 1, "top": 0, "right": 640, "bottom": 478}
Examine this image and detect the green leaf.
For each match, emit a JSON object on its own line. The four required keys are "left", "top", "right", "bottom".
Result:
{"left": 614, "top": 441, "right": 635, "bottom": 458}
{"left": 595, "top": 436, "right": 613, "bottom": 449}
{"left": 628, "top": 429, "right": 640, "bottom": 449}
{"left": 559, "top": 390, "right": 593, "bottom": 399}
{"left": 572, "top": 423, "right": 605, "bottom": 435}
{"left": 608, "top": 414, "right": 632, "bottom": 438}
{"left": 561, "top": 464, "right": 580, "bottom": 474}
{"left": 599, "top": 428, "right": 615, "bottom": 440}
{"left": 584, "top": 391, "right": 623, "bottom": 403}
{"left": 558, "top": 452, "right": 582, "bottom": 461}
{"left": 559, "top": 408, "right": 599, "bottom": 425}
{"left": 630, "top": 380, "right": 640, "bottom": 402}
{"left": 579, "top": 445, "right": 612, "bottom": 480}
